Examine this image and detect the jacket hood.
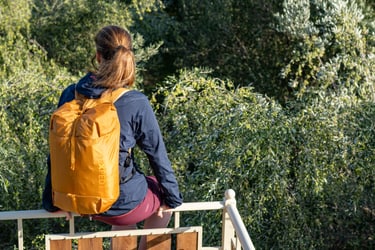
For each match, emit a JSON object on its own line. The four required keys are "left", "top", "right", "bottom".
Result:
{"left": 76, "top": 72, "right": 106, "bottom": 99}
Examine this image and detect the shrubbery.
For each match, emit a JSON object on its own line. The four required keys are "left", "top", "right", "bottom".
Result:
{"left": 158, "top": 69, "right": 374, "bottom": 249}
{"left": 0, "top": 0, "right": 374, "bottom": 249}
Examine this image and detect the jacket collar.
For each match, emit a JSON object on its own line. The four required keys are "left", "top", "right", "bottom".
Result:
{"left": 75, "top": 72, "right": 107, "bottom": 99}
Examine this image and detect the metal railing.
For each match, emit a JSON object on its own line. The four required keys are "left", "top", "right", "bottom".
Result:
{"left": 0, "top": 189, "right": 255, "bottom": 250}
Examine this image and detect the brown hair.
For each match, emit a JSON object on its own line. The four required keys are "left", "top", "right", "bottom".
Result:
{"left": 92, "top": 25, "right": 135, "bottom": 88}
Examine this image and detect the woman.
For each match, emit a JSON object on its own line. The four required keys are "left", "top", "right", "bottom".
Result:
{"left": 42, "top": 25, "right": 183, "bottom": 249}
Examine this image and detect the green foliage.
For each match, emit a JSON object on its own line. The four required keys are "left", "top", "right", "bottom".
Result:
{"left": 148, "top": 0, "right": 284, "bottom": 92}
{"left": 0, "top": 49, "right": 75, "bottom": 250}
{"left": 141, "top": 0, "right": 374, "bottom": 101}
{"left": 275, "top": 0, "right": 375, "bottom": 100}
{"left": 0, "top": 1, "right": 78, "bottom": 248}
{"left": 0, "top": 0, "right": 374, "bottom": 249}
{"left": 30, "top": 0, "right": 163, "bottom": 90}
{"left": 31, "top": 0, "right": 132, "bottom": 74}
{"left": 0, "top": 0, "right": 33, "bottom": 78}
{"left": 158, "top": 69, "right": 292, "bottom": 246}
{"left": 0, "top": 0, "right": 74, "bottom": 209}
{"left": 157, "top": 68, "right": 374, "bottom": 249}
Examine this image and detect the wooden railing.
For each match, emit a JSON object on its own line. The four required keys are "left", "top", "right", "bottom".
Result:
{"left": 0, "top": 189, "right": 255, "bottom": 250}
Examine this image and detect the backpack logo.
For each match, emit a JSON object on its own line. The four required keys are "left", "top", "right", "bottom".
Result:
{"left": 49, "top": 88, "right": 128, "bottom": 215}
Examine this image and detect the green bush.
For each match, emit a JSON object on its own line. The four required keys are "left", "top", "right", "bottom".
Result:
{"left": 157, "top": 69, "right": 293, "bottom": 246}
{"left": 30, "top": 0, "right": 163, "bottom": 90}
{"left": 147, "top": 0, "right": 374, "bottom": 101}
{"left": 0, "top": 48, "right": 75, "bottom": 250}
{"left": 275, "top": 0, "right": 375, "bottom": 100}
{"left": 0, "top": 1, "right": 104, "bottom": 248}
{"left": 0, "top": 0, "right": 373, "bottom": 249}
{"left": 157, "top": 68, "right": 374, "bottom": 249}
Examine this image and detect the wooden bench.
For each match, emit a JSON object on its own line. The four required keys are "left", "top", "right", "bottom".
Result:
{"left": 45, "top": 226, "right": 202, "bottom": 250}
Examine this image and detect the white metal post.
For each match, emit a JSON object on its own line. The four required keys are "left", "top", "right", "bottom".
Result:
{"left": 17, "top": 218, "right": 23, "bottom": 250}
{"left": 224, "top": 189, "right": 256, "bottom": 250}
{"left": 69, "top": 216, "right": 75, "bottom": 235}
{"left": 222, "top": 192, "right": 235, "bottom": 250}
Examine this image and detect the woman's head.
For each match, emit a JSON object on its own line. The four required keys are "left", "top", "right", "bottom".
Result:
{"left": 93, "top": 25, "right": 135, "bottom": 88}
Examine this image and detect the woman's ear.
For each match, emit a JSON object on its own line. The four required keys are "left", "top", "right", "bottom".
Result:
{"left": 96, "top": 52, "right": 101, "bottom": 64}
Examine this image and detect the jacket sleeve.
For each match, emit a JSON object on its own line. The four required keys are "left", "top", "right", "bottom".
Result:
{"left": 42, "top": 84, "right": 76, "bottom": 211}
{"left": 42, "top": 156, "right": 60, "bottom": 212}
{"left": 134, "top": 99, "right": 183, "bottom": 208}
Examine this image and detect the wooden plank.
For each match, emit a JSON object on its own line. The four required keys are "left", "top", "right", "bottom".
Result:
{"left": 112, "top": 236, "right": 138, "bottom": 250}
{"left": 176, "top": 232, "right": 198, "bottom": 250}
{"left": 146, "top": 234, "right": 171, "bottom": 250}
{"left": 50, "top": 239, "right": 72, "bottom": 250}
{"left": 78, "top": 237, "right": 102, "bottom": 250}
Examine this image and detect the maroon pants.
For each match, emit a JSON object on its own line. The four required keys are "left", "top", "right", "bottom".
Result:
{"left": 92, "top": 176, "right": 162, "bottom": 226}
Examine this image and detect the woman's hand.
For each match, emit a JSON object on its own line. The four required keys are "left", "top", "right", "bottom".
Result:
{"left": 54, "top": 210, "right": 72, "bottom": 220}
{"left": 157, "top": 205, "right": 172, "bottom": 218}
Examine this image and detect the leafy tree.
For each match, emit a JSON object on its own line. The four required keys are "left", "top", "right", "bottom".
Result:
{"left": 31, "top": 0, "right": 132, "bottom": 74}
{"left": 138, "top": 0, "right": 374, "bottom": 101}
{"left": 30, "top": 0, "right": 163, "bottom": 90}
{"left": 0, "top": 0, "right": 374, "bottom": 249}
{"left": 0, "top": 0, "right": 169, "bottom": 248}
{"left": 275, "top": 0, "right": 375, "bottom": 100}
{"left": 28, "top": 0, "right": 375, "bottom": 101}
{"left": 0, "top": 0, "right": 77, "bottom": 248}
{"left": 145, "top": 0, "right": 283, "bottom": 92}
{"left": 157, "top": 68, "right": 374, "bottom": 249}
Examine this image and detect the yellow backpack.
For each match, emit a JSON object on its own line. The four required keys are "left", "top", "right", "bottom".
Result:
{"left": 49, "top": 88, "right": 129, "bottom": 215}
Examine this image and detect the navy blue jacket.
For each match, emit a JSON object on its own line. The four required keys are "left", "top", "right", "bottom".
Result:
{"left": 42, "top": 72, "right": 183, "bottom": 215}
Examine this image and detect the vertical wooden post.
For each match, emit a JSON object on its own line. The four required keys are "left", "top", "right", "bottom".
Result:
{"left": 176, "top": 232, "right": 199, "bottom": 250}
{"left": 78, "top": 238, "right": 103, "bottom": 250}
{"left": 49, "top": 239, "right": 72, "bottom": 250}
{"left": 146, "top": 234, "right": 171, "bottom": 250}
{"left": 112, "top": 236, "right": 138, "bottom": 250}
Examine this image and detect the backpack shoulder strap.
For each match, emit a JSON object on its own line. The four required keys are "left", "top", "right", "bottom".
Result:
{"left": 74, "top": 87, "right": 130, "bottom": 103}
{"left": 106, "top": 88, "right": 131, "bottom": 103}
